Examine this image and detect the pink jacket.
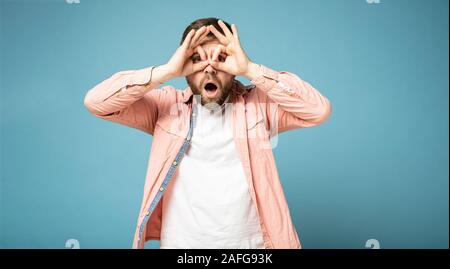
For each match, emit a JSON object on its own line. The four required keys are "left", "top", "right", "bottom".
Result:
{"left": 84, "top": 64, "right": 332, "bottom": 249}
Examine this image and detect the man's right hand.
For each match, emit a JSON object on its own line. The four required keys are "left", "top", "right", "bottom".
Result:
{"left": 152, "top": 26, "right": 211, "bottom": 84}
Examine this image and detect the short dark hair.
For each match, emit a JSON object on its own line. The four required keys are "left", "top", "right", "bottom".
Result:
{"left": 180, "top": 17, "right": 232, "bottom": 45}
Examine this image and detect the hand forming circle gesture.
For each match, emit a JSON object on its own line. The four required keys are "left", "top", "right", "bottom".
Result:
{"left": 207, "top": 20, "right": 252, "bottom": 77}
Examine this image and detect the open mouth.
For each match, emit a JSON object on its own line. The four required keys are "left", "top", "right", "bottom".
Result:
{"left": 203, "top": 82, "right": 219, "bottom": 99}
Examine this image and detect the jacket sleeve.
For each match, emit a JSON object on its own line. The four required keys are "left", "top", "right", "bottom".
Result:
{"left": 252, "top": 65, "right": 332, "bottom": 134}
{"left": 83, "top": 66, "right": 163, "bottom": 135}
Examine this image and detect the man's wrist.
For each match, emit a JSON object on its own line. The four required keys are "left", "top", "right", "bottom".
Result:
{"left": 243, "top": 62, "right": 262, "bottom": 81}
{"left": 150, "top": 64, "right": 174, "bottom": 85}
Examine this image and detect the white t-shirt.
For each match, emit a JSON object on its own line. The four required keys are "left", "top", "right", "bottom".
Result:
{"left": 160, "top": 97, "right": 265, "bottom": 249}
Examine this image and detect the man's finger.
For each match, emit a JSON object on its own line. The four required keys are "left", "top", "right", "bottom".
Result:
{"left": 209, "top": 60, "right": 227, "bottom": 72}
{"left": 218, "top": 20, "right": 233, "bottom": 40}
{"left": 197, "top": 60, "right": 210, "bottom": 70}
{"left": 190, "top": 26, "right": 207, "bottom": 47}
{"left": 231, "top": 24, "right": 240, "bottom": 42}
{"left": 211, "top": 45, "right": 225, "bottom": 61}
{"left": 209, "top": 25, "right": 228, "bottom": 45}
{"left": 193, "top": 28, "right": 211, "bottom": 47}
{"left": 192, "top": 61, "right": 209, "bottom": 72}
{"left": 196, "top": 45, "right": 207, "bottom": 61}
{"left": 182, "top": 29, "right": 195, "bottom": 48}
{"left": 195, "top": 35, "right": 210, "bottom": 46}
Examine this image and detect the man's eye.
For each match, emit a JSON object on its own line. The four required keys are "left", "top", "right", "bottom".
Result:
{"left": 192, "top": 55, "right": 201, "bottom": 63}
{"left": 218, "top": 54, "right": 226, "bottom": 62}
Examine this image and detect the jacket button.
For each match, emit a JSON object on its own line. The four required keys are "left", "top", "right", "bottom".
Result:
{"left": 160, "top": 186, "right": 165, "bottom": 192}
{"left": 172, "top": 161, "right": 178, "bottom": 166}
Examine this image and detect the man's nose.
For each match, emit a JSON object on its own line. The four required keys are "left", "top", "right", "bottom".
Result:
{"left": 203, "top": 63, "right": 216, "bottom": 74}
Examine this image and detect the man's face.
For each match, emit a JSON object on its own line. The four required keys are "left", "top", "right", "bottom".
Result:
{"left": 186, "top": 38, "right": 235, "bottom": 107}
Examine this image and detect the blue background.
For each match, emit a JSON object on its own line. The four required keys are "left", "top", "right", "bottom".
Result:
{"left": 0, "top": 0, "right": 448, "bottom": 249}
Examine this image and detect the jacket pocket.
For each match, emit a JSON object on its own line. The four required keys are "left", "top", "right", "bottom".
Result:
{"left": 155, "top": 112, "right": 185, "bottom": 137}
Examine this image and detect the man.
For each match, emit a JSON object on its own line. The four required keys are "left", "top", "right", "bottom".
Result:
{"left": 84, "top": 18, "right": 332, "bottom": 249}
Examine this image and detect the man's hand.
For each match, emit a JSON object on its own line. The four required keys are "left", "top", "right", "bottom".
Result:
{"left": 153, "top": 26, "right": 211, "bottom": 83}
{"left": 208, "top": 20, "right": 261, "bottom": 79}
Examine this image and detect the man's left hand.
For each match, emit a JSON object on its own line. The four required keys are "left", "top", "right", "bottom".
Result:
{"left": 207, "top": 20, "right": 259, "bottom": 79}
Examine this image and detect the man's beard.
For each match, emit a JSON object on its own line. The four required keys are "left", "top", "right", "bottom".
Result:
{"left": 187, "top": 78, "right": 233, "bottom": 108}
